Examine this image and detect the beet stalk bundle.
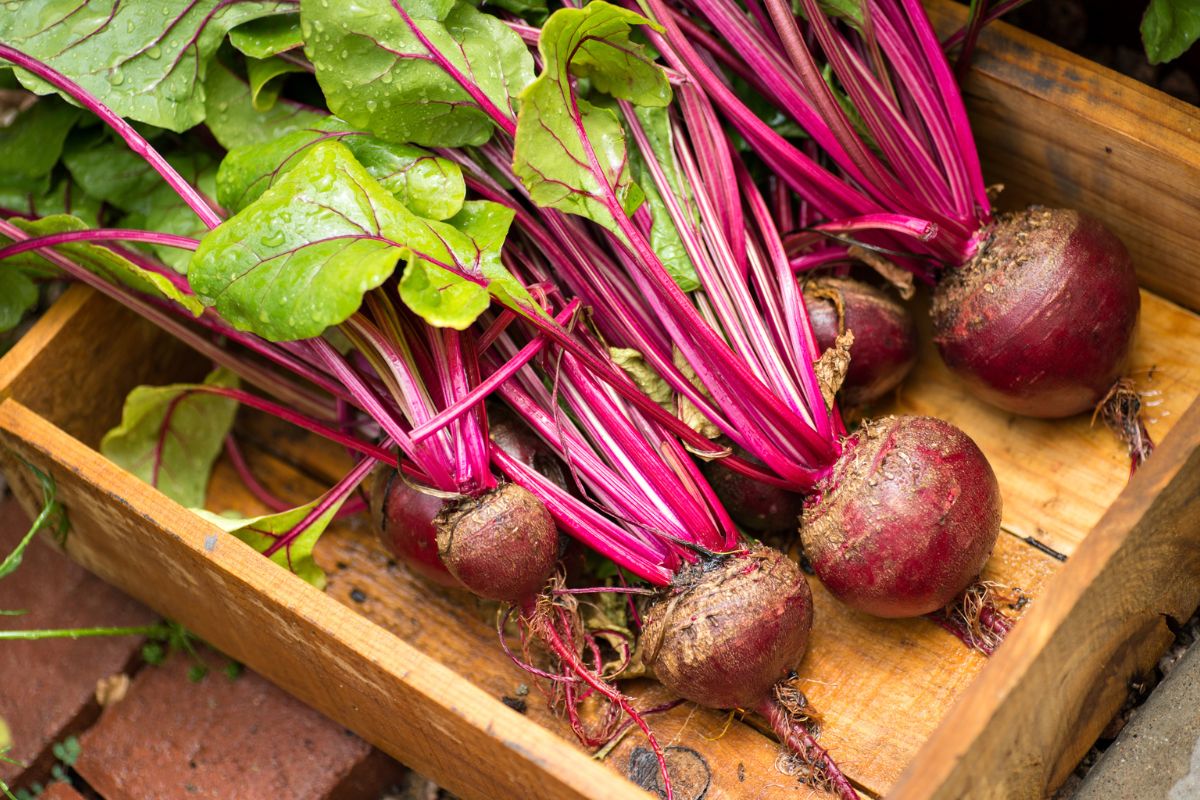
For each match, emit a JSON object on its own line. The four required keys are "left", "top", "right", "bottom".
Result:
{"left": 646, "top": 0, "right": 1142, "bottom": 422}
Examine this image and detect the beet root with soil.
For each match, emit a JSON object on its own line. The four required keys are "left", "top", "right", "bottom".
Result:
{"left": 801, "top": 415, "right": 1002, "bottom": 619}
{"left": 804, "top": 275, "right": 918, "bottom": 407}
{"left": 435, "top": 482, "right": 558, "bottom": 604}
{"left": 638, "top": 544, "right": 813, "bottom": 710}
{"left": 932, "top": 208, "right": 1140, "bottom": 418}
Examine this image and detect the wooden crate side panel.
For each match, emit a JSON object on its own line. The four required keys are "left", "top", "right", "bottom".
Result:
{"left": 0, "top": 286, "right": 202, "bottom": 448}
{"left": 0, "top": 400, "right": 649, "bottom": 800}
{"left": 892, "top": 400, "right": 1200, "bottom": 799}
{"left": 928, "top": 0, "right": 1200, "bottom": 312}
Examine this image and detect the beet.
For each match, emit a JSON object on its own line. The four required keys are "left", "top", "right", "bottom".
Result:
{"left": 369, "top": 466, "right": 461, "bottom": 589}
{"left": 932, "top": 208, "right": 1140, "bottom": 418}
{"left": 488, "top": 403, "right": 570, "bottom": 492}
{"left": 803, "top": 275, "right": 918, "bottom": 406}
{"left": 436, "top": 483, "right": 558, "bottom": 603}
{"left": 801, "top": 415, "right": 1002, "bottom": 618}
{"left": 639, "top": 544, "right": 813, "bottom": 710}
{"left": 701, "top": 447, "right": 805, "bottom": 534}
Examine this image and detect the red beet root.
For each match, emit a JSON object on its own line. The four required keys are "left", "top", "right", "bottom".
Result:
{"left": 369, "top": 467, "right": 460, "bottom": 589}
{"left": 932, "top": 208, "right": 1140, "bottom": 418}
{"left": 489, "top": 403, "right": 570, "bottom": 492}
{"left": 639, "top": 544, "right": 813, "bottom": 709}
{"left": 436, "top": 483, "right": 558, "bottom": 603}
{"left": 801, "top": 416, "right": 1002, "bottom": 618}
{"left": 701, "top": 448, "right": 805, "bottom": 534}
{"left": 804, "top": 276, "right": 918, "bottom": 406}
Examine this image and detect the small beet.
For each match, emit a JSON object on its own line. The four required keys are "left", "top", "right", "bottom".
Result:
{"left": 639, "top": 544, "right": 813, "bottom": 710}
{"left": 932, "top": 207, "right": 1140, "bottom": 418}
{"left": 801, "top": 416, "right": 1001, "bottom": 619}
{"left": 436, "top": 483, "right": 558, "bottom": 603}
{"left": 804, "top": 275, "right": 918, "bottom": 406}
{"left": 369, "top": 466, "right": 460, "bottom": 589}
{"left": 701, "top": 448, "right": 805, "bottom": 534}
{"left": 488, "top": 403, "right": 570, "bottom": 492}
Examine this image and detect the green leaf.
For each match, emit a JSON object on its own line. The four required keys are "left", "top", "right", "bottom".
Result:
{"left": 230, "top": 14, "right": 304, "bottom": 58}
{"left": 0, "top": 271, "right": 38, "bottom": 334}
{"left": 483, "top": 0, "right": 548, "bottom": 23}
{"left": 609, "top": 347, "right": 673, "bottom": 408}
{"left": 0, "top": 0, "right": 294, "bottom": 132}
{"left": 192, "top": 494, "right": 348, "bottom": 589}
{"left": 397, "top": 200, "right": 523, "bottom": 328}
{"left": 246, "top": 56, "right": 305, "bottom": 111}
{"left": 194, "top": 140, "right": 528, "bottom": 337}
{"left": 4, "top": 216, "right": 204, "bottom": 315}
{"left": 1142, "top": 0, "right": 1200, "bottom": 64}
{"left": 0, "top": 180, "right": 103, "bottom": 230}
{"left": 190, "top": 140, "right": 409, "bottom": 340}
{"left": 216, "top": 119, "right": 466, "bottom": 219}
{"left": 0, "top": 99, "right": 81, "bottom": 193}
{"left": 626, "top": 105, "right": 698, "bottom": 292}
{"left": 204, "top": 60, "right": 326, "bottom": 150}
{"left": 63, "top": 141, "right": 167, "bottom": 216}
{"left": 301, "top": 0, "right": 534, "bottom": 147}
{"left": 100, "top": 368, "right": 240, "bottom": 508}
{"left": 513, "top": 1, "right": 669, "bottom": 233}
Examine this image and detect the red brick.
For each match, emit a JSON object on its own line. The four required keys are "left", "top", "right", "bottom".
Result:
{"left": 0, "top": 499, "right": 156, "bottom": 786}
{"left": 37, "top": 782, "right": 86, "bottom": 800}
{"left": 75, "top": 649, "right": 403, "bottom": 800}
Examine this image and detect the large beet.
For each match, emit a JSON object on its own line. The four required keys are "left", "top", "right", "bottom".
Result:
{"left": 804, "top": 275, "right": 918, "bottom": 406}
{"left": 436, "top": 482, "right": 558, "bottom": 603}
{"left": 369, "top": 466, "right": 460, "bottom": 588}
{"left": 932, "top": 208, "right": 1140, "bottom": 418}
{"left": 801, "top": 416, "right": 1002, "bottom": 618}
{"left": 639, "top": 544, "right": 813, "bottom": 710}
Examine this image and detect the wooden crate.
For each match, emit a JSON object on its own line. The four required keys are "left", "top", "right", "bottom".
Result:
{"left": 2, "top": 5, "right": 1199, "bottom": 799}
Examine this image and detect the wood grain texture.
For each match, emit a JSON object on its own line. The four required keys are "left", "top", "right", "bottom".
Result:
{"left": 891, "top": 399, "right": 1200, "bottom": 800}
{"left": 888, "top": 291, "right": 1200, "bottom": 556}
{"left": 928, "top": 0, "right": 1200, "bottom": 312}
{"left": 0, "top": 400, "right": 651, "bottom": 800}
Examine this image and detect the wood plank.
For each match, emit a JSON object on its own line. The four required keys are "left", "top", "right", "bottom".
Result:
{"left": 203, "top": 441, "right": 836, "bottom": 800}
{"left": 888, "top": 290, "right": 1200, "bottom": 556}
{"left": 0, "top": 399, "right": 651, "bottom": 800}
{"left": 0, "top": 285, "right": 202, "bottom": 447}
{"left": 927, "top": 0, "right": 1200, "bottom": 313}
{"left": 891, "top": 397, "right": 1200, "bottom": 800}
{"left": 221, "top": 398, "right": 1064, "bottom": 798}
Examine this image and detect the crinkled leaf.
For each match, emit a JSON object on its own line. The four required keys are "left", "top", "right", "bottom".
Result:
{"left": 5, "top": 215, "right": 204, "bottom": 314}
{"left": 627, "top": 106, "right": 698, "bottom": 291}
{"left": 302, "top": 0, "right": 534, "bottom": 147}
{"left": 0, "top": 0, "right": 293, "bottom": 132}
{"left": 247, "top": 56, "right": 304, "bottom": 111}
{"left": 230, "top": 14, "right": 304, "bottom": 58}
{"left": 1142, "top": 0, "right": 1200, "bottom": 64}
{"left": 514, "top": 1, "right": 670, "bottom": 232}
{"left": 610, "top": 347, "right": 673, "bottom": 408}
{"left": 100, "top": 368, "right": 240, "bottom": 508}
{"left": 217, "top": 119, "right": 465, "bottom": 219}
{"left": 193, "top": 499, "right": 342, "bottom": 589}
{"left": 204, "top": 60, "right": 326, "bottom": 150}
{"left": 0, "top": 99, "right": 81, "bottom": 193}
{"left": 397, "top": 200, "right": 529, "bottom": 328}
{"left": 673, "top": 347, "right": 721, "bottom": 439}
{"left": 190, "top": 140, "right": 407, "bottom": 340}
{"left": 0, "top": 270, "right": 38, "bottom": 333}
{"left": 540, "top": 4, "right": 670, "bottom": 106}
{"left": 195, "top": 140, "right": 527, "bottom": 337}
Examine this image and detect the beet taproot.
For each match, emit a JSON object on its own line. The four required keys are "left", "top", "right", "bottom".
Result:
{"left": 804, "top": 275, "right": 918, "bottom": 406}
{"left": 801, "top": 415, "right": 1002, "bottom": 618}
{"left": 932, "top": 208, "right": 1140, "bottom": 418}
{"left": 436, "top": 482, "right": 558, "bottom": 603}
{"left": 369, "top": 467, "right": 460, "bottom": 589}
